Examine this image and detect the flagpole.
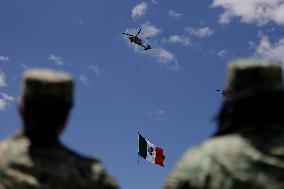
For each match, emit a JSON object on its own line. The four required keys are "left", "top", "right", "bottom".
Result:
{"left": 137, "top": 131, "right": 139, "bottom": 164}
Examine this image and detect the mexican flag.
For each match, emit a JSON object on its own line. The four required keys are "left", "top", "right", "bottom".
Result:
{"left": 138, "top": 133, "right": 165, "bottom": 167}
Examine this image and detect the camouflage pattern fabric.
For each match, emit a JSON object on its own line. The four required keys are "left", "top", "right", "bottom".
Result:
{"left": 164, "top": 127, "right": 284, "bottom": 189}
{"left": 0, "top": 134, "right": 119, "bottom": 189}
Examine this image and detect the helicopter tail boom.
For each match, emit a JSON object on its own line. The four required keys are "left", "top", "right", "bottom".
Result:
{"left": 144, "top": 44, "right": 151, "bottom": 50}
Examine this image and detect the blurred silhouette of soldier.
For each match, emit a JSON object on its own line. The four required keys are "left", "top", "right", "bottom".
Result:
{"left": 0, "top": 69, "right": 119, "bottom": 189}
{"left": 164, "top": 60, "right": 284, "bottom": 189}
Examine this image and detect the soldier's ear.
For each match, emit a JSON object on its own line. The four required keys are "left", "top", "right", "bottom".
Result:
{"left": 17, "top": 100, "right": 25, "bottom": 118}
{"left": 55, "top": 112, "right": 70, "bottom": 135}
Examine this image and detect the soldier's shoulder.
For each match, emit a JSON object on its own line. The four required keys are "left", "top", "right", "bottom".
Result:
{"left": 167, "top": 135, "right": 247, "bottom": 184}
{"left": 180, "top": 134, "right": 248, "bottom": 165}
{"left": 164, "top": 135, "right": 253, "bottom": 189}
{"left": 0, "top": 137, "right": 12, "bottom": 149}
{"left": 199, "top": 134, "right": 249, "bottom": 156}
{"left": 61, "top": 146, "right": 120, "bottom": 188}
{"left": 61, "top": 145, "right": 101, "bottom": 164}
{"left": 0, "top": 134, "right": 27, "bottom": 146}
{"left": 0, "top": 135, "right": 30, "bottom": 159}
{"left": 59, "top": 145, "right": 103, "bottom": 175}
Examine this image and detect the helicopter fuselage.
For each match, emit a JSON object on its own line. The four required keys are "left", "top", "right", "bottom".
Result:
{"left": 129, "top": 36, "right": 142, "bottom": 45}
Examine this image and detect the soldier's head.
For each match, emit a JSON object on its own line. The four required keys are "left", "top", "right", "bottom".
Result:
{"left": 216, "top": 59, "right": 284, "bottom": 135}
{"left": 19, "top": 69, "right": 73, "bottom": 142}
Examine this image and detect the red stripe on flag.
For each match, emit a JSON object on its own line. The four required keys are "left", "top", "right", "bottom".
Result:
{"left": 155, "top": 147, "right": 165, "bottom": 167}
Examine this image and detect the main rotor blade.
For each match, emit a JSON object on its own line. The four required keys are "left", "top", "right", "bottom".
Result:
{"left": 135, "top": 28, "right": 141, "bottom": 37}
{"left": 122, "top": 33, "right": 133, "bottom": 36}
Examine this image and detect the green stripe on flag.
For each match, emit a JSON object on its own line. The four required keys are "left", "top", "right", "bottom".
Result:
{"left": 138, "top": 134, "right": 147, "bottom": 159}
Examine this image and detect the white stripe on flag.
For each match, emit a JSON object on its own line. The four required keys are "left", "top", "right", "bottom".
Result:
{"left": 145, "top": 139, "right": 156, "bottom": 164}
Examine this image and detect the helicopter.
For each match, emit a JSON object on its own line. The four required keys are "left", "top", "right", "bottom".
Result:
{"left": 122, "top": 29, "right": 151, "bottom": 50}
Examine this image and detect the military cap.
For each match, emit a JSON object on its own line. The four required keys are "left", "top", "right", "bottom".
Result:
{"left": 21, "top": 69, "right": 73, "bottom": 105}
{"left": 225, "top": 59, "right": 283, "bottom": 95}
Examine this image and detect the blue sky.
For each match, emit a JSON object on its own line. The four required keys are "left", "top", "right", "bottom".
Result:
{"left": 1, "top": 0, "right": 284, "bottom": 189}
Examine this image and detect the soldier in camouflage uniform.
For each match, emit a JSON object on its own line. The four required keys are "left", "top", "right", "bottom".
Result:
{"left": 0, "top": 69, "right": 120, "bottom": 189}
{"left": 164, "top": 60, "right": 284, "bottom": 189}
